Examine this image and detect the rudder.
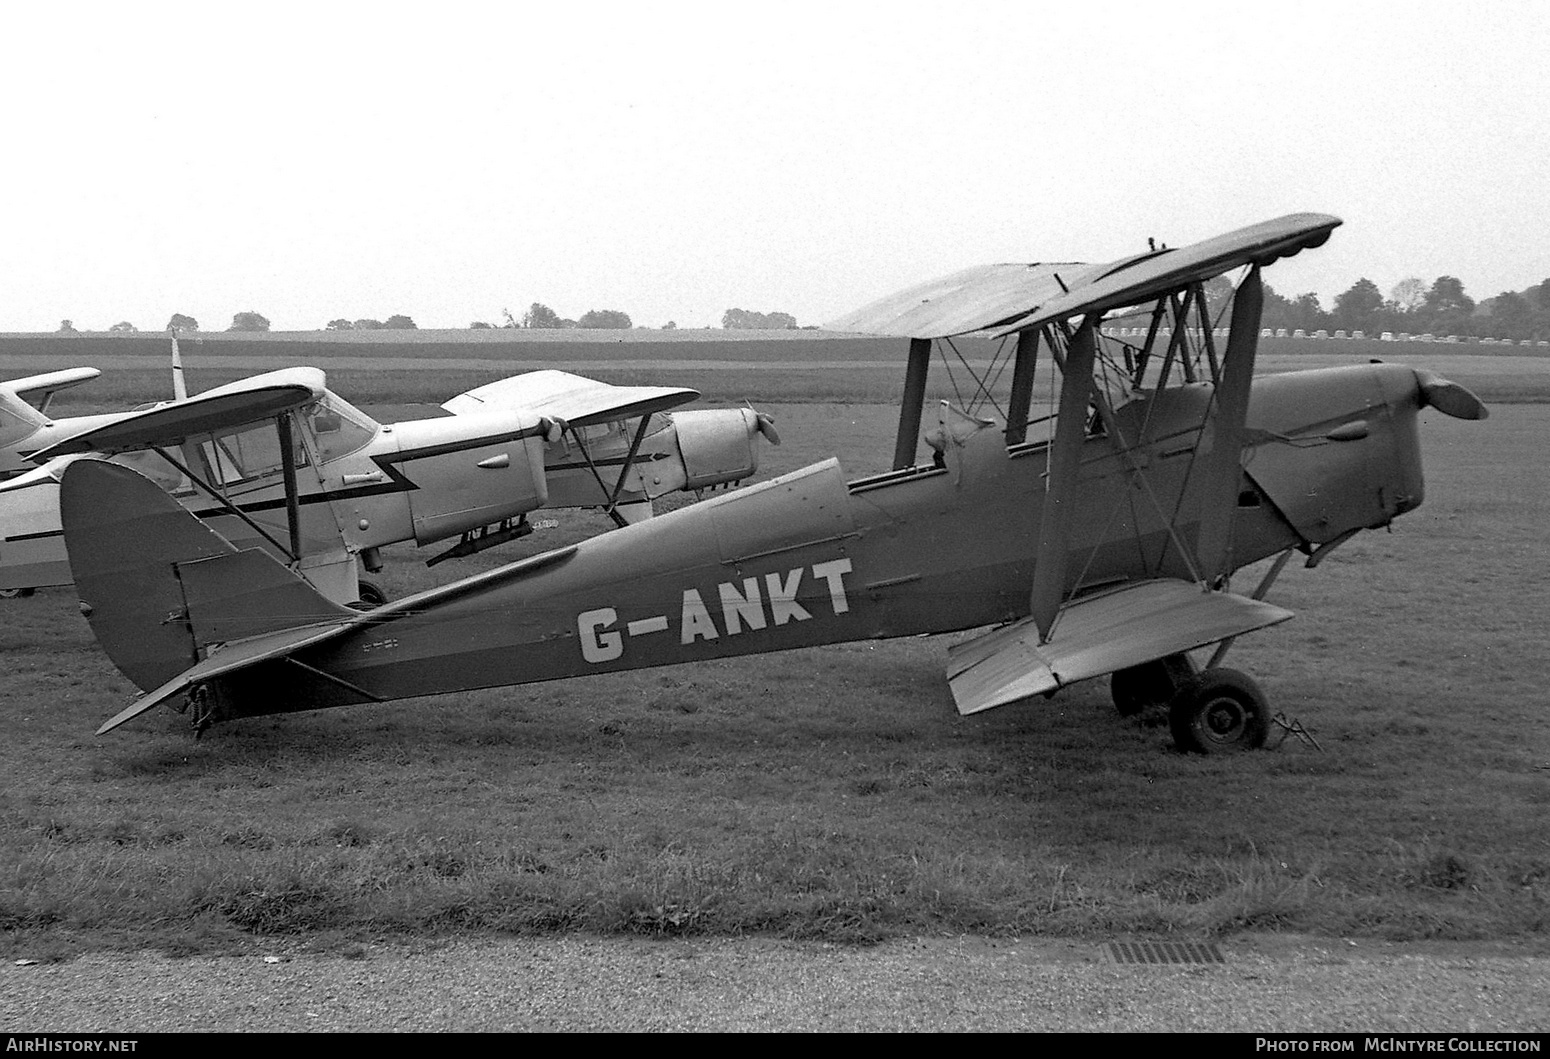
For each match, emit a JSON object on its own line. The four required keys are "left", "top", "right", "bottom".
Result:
{"left": 60, "top": 459, "right": 349, "bottom": 691}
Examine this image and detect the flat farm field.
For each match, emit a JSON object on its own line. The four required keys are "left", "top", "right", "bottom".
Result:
{"left": 1, "top": 355, "right": 1547, "bottom": 958}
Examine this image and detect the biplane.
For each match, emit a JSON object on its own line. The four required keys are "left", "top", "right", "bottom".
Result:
{"left": 0, "top": 367, "right": 778, "bottom": 602}
{"left": 58, "top": 213, "right": 1487, "bottom": 752}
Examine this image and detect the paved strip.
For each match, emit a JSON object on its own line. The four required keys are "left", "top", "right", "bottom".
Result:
{"left": 4, "top": 935, "right": 1547, "bottom": 1032}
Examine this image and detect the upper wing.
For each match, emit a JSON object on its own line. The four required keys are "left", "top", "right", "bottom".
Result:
{"left": 4, "top": 367, "right": 101, "bottom": 409}
{"left": 29, "top": 367, "right": 326, "bottom": 460}
{"left": 990, "top": 213, "right": 1341, "bottom": 337}
{"left": 945, "top": 579, "right": 1293, "bottom": 715}
{"left": 823, "top": 262, "right": 1106, "bottom": 339}
{"left": 441, "top": 370, "right": 698, "bottom": 425}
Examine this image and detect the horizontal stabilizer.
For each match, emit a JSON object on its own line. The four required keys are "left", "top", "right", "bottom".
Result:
{"left": 96, "top": 619, "right": 361, "bottom": 735}
{"left": 441, "top": 370, "right": 697, "bottom": 425}
{"left": 946, "top": 579, "right": 1293, "bottom": 715}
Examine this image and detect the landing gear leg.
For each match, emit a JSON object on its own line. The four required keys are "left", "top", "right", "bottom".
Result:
{"left": 188, "top": 684, "right": 214, "bottom": 740}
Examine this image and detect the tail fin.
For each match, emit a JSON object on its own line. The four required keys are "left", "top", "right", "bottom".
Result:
{"left": 0, "top": 386, "right": 47, "bottom": 451}
{"left": 60, "top": 459, "right": 351, "bottom": 692}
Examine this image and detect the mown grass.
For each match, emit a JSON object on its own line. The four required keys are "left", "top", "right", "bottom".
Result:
{"left": 1, "top": 357, "right": 1548, "bottom": 958}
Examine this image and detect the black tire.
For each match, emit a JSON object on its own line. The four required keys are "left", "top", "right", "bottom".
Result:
{"left": 1111, "top": 653, "right": 1197, "bottom": 716}
{"left": 0, "top": 587, "right": 36, "bottom": 599}
{"left": 352, "top": 579, "right": 388, "bottom": 611}
{"left": 1168, "top": 667, "right": 1270, "bottom": 753}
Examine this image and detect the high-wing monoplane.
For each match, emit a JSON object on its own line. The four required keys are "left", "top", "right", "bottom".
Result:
{"left": 0, "top": 367, "right": 777, "bottom": 603}
{"left": 57, "top": 214, "right": 1488, "bottom": 752}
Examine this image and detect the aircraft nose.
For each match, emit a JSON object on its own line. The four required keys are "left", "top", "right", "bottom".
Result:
{"left": 1414, "top": 369, "right": 1489, "bottom": 421}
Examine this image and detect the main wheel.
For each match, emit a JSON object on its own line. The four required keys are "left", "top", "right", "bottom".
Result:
{"left": 1111, "top": 653, "right": 1197, "bottom": 716}
{"left": 0, "top": 587, "right": 36, "bottom": 599}
{"left": 1168, "top": 667, "right": 1270, "bottom": 753}
{"left": 350, "top": 579, "right": 388, "bottom": 611}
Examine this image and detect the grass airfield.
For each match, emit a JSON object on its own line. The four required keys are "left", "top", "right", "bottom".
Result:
{"left": 1, "top": 339, "right": 1548, "bottom": 959}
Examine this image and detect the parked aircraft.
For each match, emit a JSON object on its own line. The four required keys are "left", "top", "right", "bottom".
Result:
{"left": 0, "top": 367, "right": 110, "bottom": 480}
{"left": 56, "top": 214, "right": 1488, "bottom": 752}
{"left": 1, "top": 367, "right": 777, "bottom": 603}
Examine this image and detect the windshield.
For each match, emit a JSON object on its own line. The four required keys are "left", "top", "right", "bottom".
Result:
{"left": 306, "top": 393, "right": 378, "bottom": 463}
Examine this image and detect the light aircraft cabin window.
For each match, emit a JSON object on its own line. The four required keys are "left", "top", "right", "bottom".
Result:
{"left": 110, "top": 449, "right": 190, "bottom": 493}
{"left": 306, "top": 396, "right": 377, "bottom": 463}
{"left": 194, "top": 420, "right": 310, "bottom": 493}
{"left": 561, "top": 415, "right": 669, "bottom": 453}
{"left": 0, "top": 400, "right": 34, "bottom": 443}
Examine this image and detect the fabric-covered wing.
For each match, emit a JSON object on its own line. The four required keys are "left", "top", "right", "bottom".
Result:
{"left": 990, "top": 213, "right": 1342, "bottom": 337}
{"left": 824, "top": 262, "right": 1104, "bottom": 339}
{"left": 946, "top": 579, "right": 1294, "bottom": 716}
{"left": 31, "top": 367, "right": 326, "bottom": 460}
{"left": 441, "top": 370, "right": 698, "bottom": 425}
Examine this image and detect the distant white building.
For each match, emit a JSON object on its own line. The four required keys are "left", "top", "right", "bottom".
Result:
{"left": 1333, "top": 330, "right": 1348, "bottom": 339}
{"left": 1352, "top": 330, "right": 1366, "bottom": 339}
{"left": 1292, "top": 329, "right": 1307, "bottom": 338}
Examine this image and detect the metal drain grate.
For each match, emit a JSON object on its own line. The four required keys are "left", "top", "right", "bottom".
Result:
{"left": 1108, "top": 940, "right": 1225, "bottom": 965}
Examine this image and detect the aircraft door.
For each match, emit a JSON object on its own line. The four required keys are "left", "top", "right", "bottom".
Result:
{"left": 389, "top": 411, "right": 549, "bottom": 545}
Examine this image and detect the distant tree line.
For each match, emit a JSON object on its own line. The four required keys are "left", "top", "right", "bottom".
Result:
{"left": 51, "top": 275, "right": 1550, "bottom": 340}
{"left": 722, "top": 308, "right": 798, "bottom": 329}
{"left": 1261, "top": 275, "right": 1550, "bottom": 341}
{"left": 466, "top": 303, "right": 636, "bottom": 330}
{"left": 57, "top": 312, "right": 269, "bottom": 333}
{"left": 327, "top": 315, "right": 418, "bottom": 330}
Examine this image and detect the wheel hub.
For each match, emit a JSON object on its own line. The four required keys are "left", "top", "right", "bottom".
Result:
{"left": 1202, "top": 696, "right": 1246, "bottom": 740}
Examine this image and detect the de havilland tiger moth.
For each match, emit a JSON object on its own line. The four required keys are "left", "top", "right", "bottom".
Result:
{"left": 54, "top": 213, "right": 1487, "bottom": 752}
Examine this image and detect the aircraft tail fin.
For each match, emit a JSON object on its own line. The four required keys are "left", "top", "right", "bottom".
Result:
{"left": 60, "top": 458, "right": 352, "bottom": 694}
{"left": 0, "top": 386, "right": 48, "bottom": 450}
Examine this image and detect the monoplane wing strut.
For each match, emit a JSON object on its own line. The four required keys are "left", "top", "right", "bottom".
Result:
{"left": 946, "top": 580, "right": 1294, "bottom": 716}
{"left": 443, "top": 369, "right": 701, "bottom": 527}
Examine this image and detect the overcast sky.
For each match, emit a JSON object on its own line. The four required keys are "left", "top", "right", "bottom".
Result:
{"left": 3, "top": 1, "right": 1546, "bottom": 332}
